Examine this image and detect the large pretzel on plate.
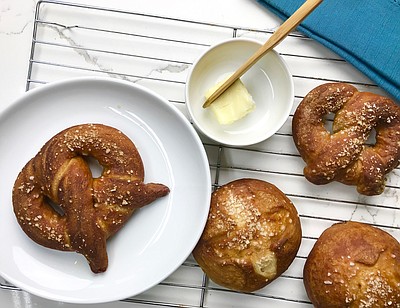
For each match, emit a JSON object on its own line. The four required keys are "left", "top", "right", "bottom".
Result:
{"left": 13, "top": 124, "right": 170, "bottom": 273}
{"left": 292, "top": 83, "right": 400, "bottom": 196}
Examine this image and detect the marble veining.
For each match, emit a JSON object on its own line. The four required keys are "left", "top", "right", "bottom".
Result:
{"left": 38, "top": 22, "right": 190, "bottom": 83}
{"left": 0, "top": 0, "right": 34, "bottom": 35}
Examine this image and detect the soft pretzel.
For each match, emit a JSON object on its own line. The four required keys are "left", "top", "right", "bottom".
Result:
{"left": 303, "top": 221, "right": 400, "bottom": 307}
{"left": 292, "top": 83, "right": 400, "bottom": 195}
{"left": 193, "top": 179, "right": 302, "bottom": 292}
{"left": 13, "top": 124, "right": 170, "bottom": 273}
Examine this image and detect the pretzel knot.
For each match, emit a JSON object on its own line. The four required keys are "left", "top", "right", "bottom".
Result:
{"left": 292, "top": 83, "right": 400, "bottom": 196}
{"left": 13, "top": 124, "right": 170, "bottom": 273}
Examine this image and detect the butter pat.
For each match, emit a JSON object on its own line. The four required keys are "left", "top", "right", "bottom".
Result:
{"left": 205, "top": 78, "right": 255, "bottom": 125}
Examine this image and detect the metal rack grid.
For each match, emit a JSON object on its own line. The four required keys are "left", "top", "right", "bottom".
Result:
{"left": 1, "top": 0, "right": 399, "bottom": 307}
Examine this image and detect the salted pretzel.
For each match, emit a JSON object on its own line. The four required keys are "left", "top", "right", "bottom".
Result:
{"left": 292, "top": 83, "right": 400, "bottom": 195}
{"left": 13, "top": 124, "right": 170, "bottom": 273}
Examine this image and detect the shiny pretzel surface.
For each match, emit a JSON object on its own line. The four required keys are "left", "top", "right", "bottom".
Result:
{"left": 292, "top": 83, "right": 400, "bottom": 195}
{"left": 13, "top": 123, "right": 170, "bottom": 273}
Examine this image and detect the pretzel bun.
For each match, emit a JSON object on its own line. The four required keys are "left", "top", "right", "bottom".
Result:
{"left": 303, "top": 221, "right": 400, "bottom": 307}
{"left": 193, "top": 179, "right": 302, "bottom": 292}
{"left": 13, "top": 123, "right": 169, "bottom": 273}
{"left": 292, "top": 82, "right": 400, "bottom": 195}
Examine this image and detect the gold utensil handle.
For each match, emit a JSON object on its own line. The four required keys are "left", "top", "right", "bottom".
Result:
{"left": 202, "top": 0, "right": 323, "bottom": 108}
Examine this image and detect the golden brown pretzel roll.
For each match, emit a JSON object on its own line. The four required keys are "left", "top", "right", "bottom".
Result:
{"left": 303, "top": 221, "right": 400, "bottom": 307}
{"left": 292, "top": 82, "right": 400, "bottom": 195}
{"left": 193, "top": 179, "right": 302, "bottom": 292}
{"left": 13, "top": 123, "right": 169, "bottom": 273}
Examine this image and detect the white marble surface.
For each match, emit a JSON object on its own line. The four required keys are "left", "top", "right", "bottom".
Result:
{"left": 0, "top": 0, "right": 276, "bottom": 113}
{"left": 1, "top": 0, "right": 399, "bottom": 307}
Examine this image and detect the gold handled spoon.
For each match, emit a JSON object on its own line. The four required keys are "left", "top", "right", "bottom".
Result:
{"left": 202, "top": 0, "right": 323, "bottom": 108}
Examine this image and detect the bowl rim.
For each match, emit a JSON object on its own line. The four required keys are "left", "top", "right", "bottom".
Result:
{"left": 185, "top": 37, "right": 294, "bottom": 146}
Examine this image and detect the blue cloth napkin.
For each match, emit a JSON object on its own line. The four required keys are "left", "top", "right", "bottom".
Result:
{"left": 257, "top": 0, "right": 400, "bottom": 103}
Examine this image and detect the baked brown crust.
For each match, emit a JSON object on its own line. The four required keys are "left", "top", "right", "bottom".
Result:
{"left": 292, "top": 82, "right": 400, "bottom": 195}
{"left": 13, "top": 123, "right": 169, "bottom": 273}
{"left": 193, "top": 179, "right": 302, "bottom": 292}
{"left": 303, "top": 221, "right": 400, "bottom": 307}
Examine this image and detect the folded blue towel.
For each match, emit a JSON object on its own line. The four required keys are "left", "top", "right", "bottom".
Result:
{"left": 257, "top": 0, "right": 400, "bottom": 103}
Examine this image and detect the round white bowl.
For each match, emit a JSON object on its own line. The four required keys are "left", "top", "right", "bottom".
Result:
{"left": 186, "top": 38, "right": 294, "bottom": 146}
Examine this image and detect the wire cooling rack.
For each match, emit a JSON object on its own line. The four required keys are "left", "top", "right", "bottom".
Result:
{"left": 1, "top": 0, "right": 399, "bottom": 307}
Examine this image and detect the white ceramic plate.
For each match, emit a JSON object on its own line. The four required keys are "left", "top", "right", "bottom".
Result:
{"left": 0, "top": 77, "right": 211, "bottom": 304}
